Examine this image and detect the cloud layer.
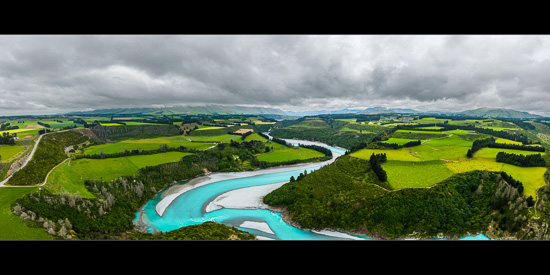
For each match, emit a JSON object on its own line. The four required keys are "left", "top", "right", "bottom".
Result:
{"left": 1, "top": 35, "right": 550, "bottom": 116}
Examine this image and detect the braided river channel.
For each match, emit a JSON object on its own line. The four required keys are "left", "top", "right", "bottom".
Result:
{"left": 134, "top": 137, "right": 490, "bottom": 240}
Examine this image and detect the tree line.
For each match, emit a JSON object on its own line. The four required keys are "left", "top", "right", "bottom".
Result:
{"left": 467, "top": 137, "right": 545, "bottom": 158}
{"left": 496, "top": 152, "right": 546, "bottom": 167}
{"left": 0, "top": 132, "right": 16, "bottom": 145}
{"left": 75, "top": 144, "right": 196, "bottom": 160}
{"left": 370, "top": 153, "right": 387, "bottom": 181}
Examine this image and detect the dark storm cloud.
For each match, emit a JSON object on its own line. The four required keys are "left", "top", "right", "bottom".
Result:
{"left": 0, "top": 35, "right": 549, "bottom": 116}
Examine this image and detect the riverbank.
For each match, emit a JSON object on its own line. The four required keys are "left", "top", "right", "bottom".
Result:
{"left": 155, "top": 151, "right": 342, "bottom": 217}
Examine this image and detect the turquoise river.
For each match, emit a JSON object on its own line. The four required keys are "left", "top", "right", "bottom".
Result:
{"left": 134, "top": 138, "right": 490, "bottom": 240}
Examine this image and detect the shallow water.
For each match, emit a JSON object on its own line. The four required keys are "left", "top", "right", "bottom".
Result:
{"left": 134, "top": 138, "right": 490, "bottom": 240}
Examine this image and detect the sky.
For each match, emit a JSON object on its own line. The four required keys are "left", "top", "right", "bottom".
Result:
{"left": 1, "top": 34, "right": 550, "bottom": 116}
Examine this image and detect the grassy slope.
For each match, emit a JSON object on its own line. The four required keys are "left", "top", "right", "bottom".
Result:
{"left": 0, "top": 145, "right": 27, "bottom": 163}
{"left": 382, "top": 160, "right": 455, "bottom": 189}
{"left": 83, "top": 136, "right": 214, "bottom": 155}
{"left": 0, "top": 187, "right": 53, "bottom": 240}
{"left": 46, "top": 152, "right": 193, "bottom": 197}
{"left": 247, "top": 133, "right": 324, "bottom": 162}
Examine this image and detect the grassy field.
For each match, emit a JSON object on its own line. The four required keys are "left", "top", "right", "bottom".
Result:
{"left": 443, "top": 157, "right": 504, "bottom": 174}
{"left": 474, "top": 148, "right": 545, "bottom": 159}
{"left": 242, "top": 133, "right": 325, "bottom": 163}
{"left": 411, "top": 145, "right": 470, "bottom": 161}
{"left": 256, "top": 145, "right": 324, "bottom": 162}
{"left": 495, "top": 138, "right": 523, "bottom": 145}
{"left": 0, "top": 128, "right": 42, "bottom": 140}
{"left": 0, "top": 145, "right": 27, "bottom": 163}
{"left": 501, "top": 164, "right": 547, "bottom": 199}
{"left": 83, "top": 136, "right": 215, "bottom": 155}
{"left": 0, "top": 187, "right": 53, "bottom": 240}
{"left": 350, "top": 148, "right": 422, "bottom": 162}
{"left": 382, "top": 160, "right": 455, "bottom": 189}
{"left": 380, "top": 138, "right": 422, "bottom": 145}
{"left": 195, "top": 126, "right": 226, "bottom": 131}
{"left": 46, "top": 152, "right": 193, "bottom": 197}
{"left": 187, "top": 134, "right": 242, "bottom": 143}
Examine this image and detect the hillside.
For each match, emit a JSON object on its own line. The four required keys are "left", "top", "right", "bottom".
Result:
{"left": 458, "top": 108, "right": 541, "bottom": 119}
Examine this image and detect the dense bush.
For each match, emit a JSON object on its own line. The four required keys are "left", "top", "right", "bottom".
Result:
{"left": 7, "top": 131, "right": 89, "bottom": 186}
{"left": 130, "top": 221, "right": 256, "bottom": 240}
{"left": 264, "top": 157, "right": 532, "bottom": 239}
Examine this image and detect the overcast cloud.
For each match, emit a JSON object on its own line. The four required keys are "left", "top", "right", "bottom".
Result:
{"left": 1, "top": 34, "right": 550, "bottom": 116}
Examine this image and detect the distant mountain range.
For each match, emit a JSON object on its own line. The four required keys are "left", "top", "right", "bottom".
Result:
{"left": 67, "top": 105, "right": 287, "bottom": 116}
{"left": 456, "top": 107, "right": 541, "bottom": 119}
{"left": 66, "top": 105, "right": 544, "bottom": 119}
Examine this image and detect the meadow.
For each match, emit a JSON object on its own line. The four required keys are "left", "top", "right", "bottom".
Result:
{"left": 0, "top": 145, "right": 27, "bottom": 163}
{"left": 501, "top": 164, "right": 546, "bottom": 199}
{"left": 187, "top": 134, "right": 242, "bottom": 143}
{"left": 245, "top": 133, "right": 325, "bottom": 162}
{"left": 83, "top": 136, "right": 215, "bottom": 155}
{"left": 380, "top": 138, "right": 422, "bottom": 145}
{"left": 46, "top": 151, "right": 193, "bottom": 197}
{"left": 382, "top": 160, "right": 455, "bottom": 189}
{"left": 474, "top": 147, "right": 545, "bottom": 159}
{"left": 350, "top": 148, "right": 422, "bottom": 162}
{"left": 0, "top": 187, "right": 52, "bottom": 240}
{"left": 195, "top": 126, "right": 227, "bottom": 131}
{"left": 0, "top": 128, "right": 42, "bottom": 140}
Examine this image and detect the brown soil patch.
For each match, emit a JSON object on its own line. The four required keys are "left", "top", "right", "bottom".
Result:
{"left": 234, "top": 128, "right": 253, "bottom": 134}
{"left": 69, "top": 128, "right": 99, "bottom": 140}
{"left": 25, "top": 124, "right": 46, "bottom": 129}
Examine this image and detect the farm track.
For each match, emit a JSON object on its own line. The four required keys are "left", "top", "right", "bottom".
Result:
{"left": 0, "top": 133, "right": 50, "bottom": 187}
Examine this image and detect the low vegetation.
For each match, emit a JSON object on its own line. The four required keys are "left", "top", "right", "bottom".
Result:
{"left": 130, "top": 221, "right": 256, "bottom": 240}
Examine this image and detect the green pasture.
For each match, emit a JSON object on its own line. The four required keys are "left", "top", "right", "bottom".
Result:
{"left": 46, "top": 152, "right": 193, "bottom": 197}
{"left": 0, "top": 187, "right": 53, "bottom": 240}
{"left": 381, "top": 138, "right": 423, "bottom": 145}
{"left": 495, "top": 138, "right": 523, "bottom": 145}
{"left": 416, "top": 126, "right": 444, "bottom": 130}
{"left": 0, "top": 128, "right": 41, "bottom": 139}
{"left": 422, "top": 135, "right": 474, "bottom": 147}
{"left": 474, "top": 148, "right": 545, "bottom": 159}
{"left": 123, "top": 122, "right": 162, "bottom": 126}
{"left": 256, "top": 146, "right": 324, "bottom": 162}
{"left": 350, "top": 148, "right": 422, "bottom": 162}
{"left": 0, "top": 145, "right": 27, "bottom": 163}
{"left": 482, "top": 126, "right": 520, "bottom": 131}
{"left": 410, "top": 145, "right": 469, "bottom": 161}
{"left": 501, "top": 164, "right": 546, "bottom": 199}
{"left": 187, "top": 134, "right": 242, "bottom": 143}
{"left": 443, "top": 157, "right": 504, "bottom": 174}
{"left": 243, "top": 133, "right": 267, "bottom": 142}
{"left": 382, "top": 160, "right": 455, "bottom": 190}
{"left": 83, "top": 136, "right": 215, "bottom": 155}
{"left": 396, "top": 129, "right": 445, "bottom": 135}
{"left": 196, "top": 126, "right": 226, "bottom": 131}
{"left": 244, "top": 133, "right": 325, "bottom": 163}
{"left": 39, "top": 120, "right": 83, "bottom": 129}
